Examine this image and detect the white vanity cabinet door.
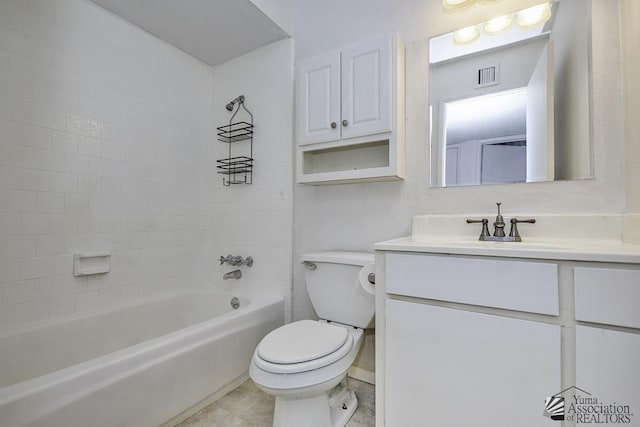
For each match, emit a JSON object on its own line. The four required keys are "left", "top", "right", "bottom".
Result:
{"left": 385, "top": 299, "right": 560, "bottom": 427}
{"left": 340, "top": 34, "right": 392, "bottom": 140}
{"left": 576, "top": 326, "right": 640, "bottom": 424}
{"left": 296, "top": 51, "right": 341, "bottom": 146}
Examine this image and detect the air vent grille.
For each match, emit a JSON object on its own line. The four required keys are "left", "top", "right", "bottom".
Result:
{"left": 476, "top": 64, "right": 499, "bottom": 88}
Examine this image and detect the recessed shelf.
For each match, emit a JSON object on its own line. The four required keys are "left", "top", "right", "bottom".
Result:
{"left": 303, "top": 140, "right": 390, "bottom": 174}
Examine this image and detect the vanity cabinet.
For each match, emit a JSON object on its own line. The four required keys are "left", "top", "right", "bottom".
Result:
{"left": 296, "top": 32, "right": 405, "bottom": 184}
{"left": 574, "top": 267, "right": 640, "bottom": 423}
{"left": 386, "top": 299, "right": 560, "bottom": 427}
{"left": 382, "top": 253, "right": 560, "bottom": 427}
{"left": 376, "top": 248, "right": 640, "bottom": 427}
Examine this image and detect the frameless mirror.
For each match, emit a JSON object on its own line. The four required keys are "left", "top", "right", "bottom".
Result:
{"left": 429, "top": 0, "right": 592, "bottom": 187}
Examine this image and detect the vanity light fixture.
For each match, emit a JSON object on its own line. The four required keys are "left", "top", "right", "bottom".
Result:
{"left": 452, "top": 25, "right": 481, "bottom": 45}
{"left": 442, "top": 0, "right": 476, "bottom": 11}
{"left": 447, "top": 1, "right": 553, "bottom": 46}
{"left": 482, "top": 14, "right": 513, "bottom": 35}
{"left": 517, "top": 2, "right": 552, "bottom": 29}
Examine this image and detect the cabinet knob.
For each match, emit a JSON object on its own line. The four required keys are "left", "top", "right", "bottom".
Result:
{"left": 342, "top": 119, "right": 348, "bottom": 126}
{"left": 331, "top": 122, "right": 337, "bottom": 129}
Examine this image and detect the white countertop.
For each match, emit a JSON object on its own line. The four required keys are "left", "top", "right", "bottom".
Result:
{"left": 374, "top": 236, "right": 640, "bottom": 264}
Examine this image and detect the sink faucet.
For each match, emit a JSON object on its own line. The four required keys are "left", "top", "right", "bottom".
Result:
{"left": 467, "top": 202, "right": 536, "bottom": 242}
{"left": 223, "top": 269, "right": 242, "bottom": 279}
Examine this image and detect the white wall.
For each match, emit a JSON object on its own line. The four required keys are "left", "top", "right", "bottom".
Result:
{"left": 0, "top": 0, "right": 212, "bottom": 330}
{"left": 551, "top": 0, "right": 591, "bottom": 180}
{"left": 292, "top": 0, "right": 631, "bottom": 321}
{"left": 622, "top": 0, "right": 640, "bottom": 215}
{"left": 209, "top": 38, "right": 294, "bottom": 321}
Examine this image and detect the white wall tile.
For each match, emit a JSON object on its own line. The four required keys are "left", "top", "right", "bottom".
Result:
{"left": 49, "top": 295, "right": 75, "bottom": 317}
{"left": 23, "top": 125, "right": 52, "bottom": 149}
{"left": 0, "top": 0, "right": 291, "bottom": 331}
{"left": 0, "top": 212, "right": 21, "bottom": 235}
{"left": 75, "top": 290, "right": 100, "bottom": 312}
{"left": 2, "top": 280, "right": 37, "bottom": 304}
{"left": 21, "top": 212, "right": 52, "bottom": 235}
{"left": 0, "top": 166, "right": 22, "bottom": 190}
{"left": 36, "top": 192, "right": 65, "bottom": 213}
{"left": 21, "top": 169, "right": 53, "bottom": 192}
{"left": 0, "top": 235, "right": 36, "bottom": 259}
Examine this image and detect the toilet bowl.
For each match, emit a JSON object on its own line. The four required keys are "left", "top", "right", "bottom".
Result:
{"left": 250, "top": 320, "right": 364, "bottom": 427}
{"left": 249, "top": 252, "right": 375, "bottom": 427}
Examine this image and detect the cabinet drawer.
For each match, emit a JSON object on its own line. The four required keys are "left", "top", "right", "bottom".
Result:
{"left": 386, "top": 253, "right": 558, "bottom": 315}
{"left": 575, "top": 267, "right": 640, "bottom": 328}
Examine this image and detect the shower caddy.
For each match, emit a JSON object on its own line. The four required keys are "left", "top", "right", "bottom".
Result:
{"left": 216, "top": 95, "right": 253, "bottom": 186}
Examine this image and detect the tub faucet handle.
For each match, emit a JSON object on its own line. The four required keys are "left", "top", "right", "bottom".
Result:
{"left": 219, "top": 255, "right": 233, "bottom": 265}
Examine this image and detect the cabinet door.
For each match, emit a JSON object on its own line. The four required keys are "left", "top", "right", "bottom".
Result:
{"left": 341, "top": 34, "right": 392, "bottom": 140}
{"left": 385, "top": 299, "right": 560, "bottom": 427}
{"left": 576, "top": 326, "right": 640, "bottom": 425}
{"left": 296, "top": 51, "right": 341, "bottom": 145}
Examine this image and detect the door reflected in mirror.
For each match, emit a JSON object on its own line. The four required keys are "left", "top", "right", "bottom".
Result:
{"left": 430, "top": 0, "right": 592, "bottom": 188}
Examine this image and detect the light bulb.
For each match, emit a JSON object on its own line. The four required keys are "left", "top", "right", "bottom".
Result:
{"left": 483, "top": 14, "right": 514, "bottom": 35}
{"left": 517, "top": 2, "right": 552, "bottom": 29}
{"left": 442, "top": 0, "right": 476, "bottom": 10}
{"left": 453, "top": 25, "right": 481, "bottom": 45}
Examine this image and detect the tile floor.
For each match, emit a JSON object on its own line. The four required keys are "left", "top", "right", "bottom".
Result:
{"left": 176, "top": 378, "right": 375, "bottom": 427}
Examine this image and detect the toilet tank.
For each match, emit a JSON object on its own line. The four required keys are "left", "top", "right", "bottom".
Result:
{"left": 301, "top": 251, "right": 375, "bottom": 329}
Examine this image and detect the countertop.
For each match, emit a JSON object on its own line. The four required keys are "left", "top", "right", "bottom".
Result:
{"left": 374, "top": 236, "right": 640, "bottom": 264}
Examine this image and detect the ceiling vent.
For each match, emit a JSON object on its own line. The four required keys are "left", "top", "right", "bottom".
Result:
{"left": 475, "top": 63, "right": 499, "bottom": 88}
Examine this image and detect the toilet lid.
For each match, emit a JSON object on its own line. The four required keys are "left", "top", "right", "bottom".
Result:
{"left": 257, "top": 320, "right": 349, "bottom": 364}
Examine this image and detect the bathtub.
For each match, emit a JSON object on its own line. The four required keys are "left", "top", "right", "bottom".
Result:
{"left": 0, "top": 287, "right": 284, "bottom": 427}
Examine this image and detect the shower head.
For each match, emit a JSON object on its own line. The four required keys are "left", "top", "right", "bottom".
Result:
{"left": 225, "top": 95, "right": 245, "bottom": 112}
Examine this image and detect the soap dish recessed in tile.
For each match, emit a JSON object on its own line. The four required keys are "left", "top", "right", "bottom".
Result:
{"left": 73, "top": 252, "right": 110, "bottom": 277}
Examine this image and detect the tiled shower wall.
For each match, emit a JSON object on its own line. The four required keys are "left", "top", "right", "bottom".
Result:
{"left": 210, "top": 38, "right": 294, "bottom": 321}
{"left": 0, "top": 0, "right": 212, "bottom": 330}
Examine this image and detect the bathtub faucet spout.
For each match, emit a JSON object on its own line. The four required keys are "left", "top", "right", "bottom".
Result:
{"left": 223, "top": 269, "right": 242, "bottom": 280}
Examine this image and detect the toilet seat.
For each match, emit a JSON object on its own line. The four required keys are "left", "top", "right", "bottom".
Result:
{"left": 254, "top": 320, "right": 354, "bottom": 374}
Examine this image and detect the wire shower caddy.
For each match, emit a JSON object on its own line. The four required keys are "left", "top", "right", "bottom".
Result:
{"left": 216, "top": 95, "right": 253, "bottom": 186}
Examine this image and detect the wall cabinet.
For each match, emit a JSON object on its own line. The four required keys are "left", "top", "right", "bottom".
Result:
{"left": 296, "top": 32, "right": 404, "bottom": 184}
{"left": 377, "top": 250, "right": 640, "bottom": 427}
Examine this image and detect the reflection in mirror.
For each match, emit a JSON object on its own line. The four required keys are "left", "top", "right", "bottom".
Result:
{"left": 429, "top": 0, "right": 592, "bottom": 187}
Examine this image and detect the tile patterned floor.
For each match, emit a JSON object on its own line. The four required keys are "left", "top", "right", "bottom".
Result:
{"left": 176, "top": 378, "right": 375, "bottom": 427}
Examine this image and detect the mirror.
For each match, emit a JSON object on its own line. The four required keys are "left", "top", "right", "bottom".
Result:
{"left": 429, "top": 0, "right": 592, "bottom": 187}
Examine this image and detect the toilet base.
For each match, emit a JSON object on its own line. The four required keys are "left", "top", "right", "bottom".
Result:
{"left": 272, "top": 377, "right": 358, "bottom": 427}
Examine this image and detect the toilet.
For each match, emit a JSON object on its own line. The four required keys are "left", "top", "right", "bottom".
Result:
{"left": 249, "top": 251, "right": 376, "bottom": 427}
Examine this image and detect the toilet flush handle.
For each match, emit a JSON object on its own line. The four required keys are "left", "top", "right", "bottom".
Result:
{"left": 302, "top": 261, "right": 316, "bottom": 271}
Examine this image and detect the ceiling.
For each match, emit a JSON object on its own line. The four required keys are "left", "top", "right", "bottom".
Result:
{"left": 89, "top": 0, "right": 289, "bottom": 66}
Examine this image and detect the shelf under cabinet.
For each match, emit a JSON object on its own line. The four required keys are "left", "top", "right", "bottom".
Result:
{"left": 298, "top": 139, "right": 402, "bottom": 184}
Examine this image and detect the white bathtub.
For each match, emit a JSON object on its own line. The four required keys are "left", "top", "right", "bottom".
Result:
{"left": 0, "top": 287, "right": 284, "bottom": 427}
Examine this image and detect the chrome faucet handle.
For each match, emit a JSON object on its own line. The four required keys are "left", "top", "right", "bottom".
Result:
{"left": 509, "top": 218, "right": 536, "bottom": 240}
{"left": 466, "top": 218, "right": 490, "bottom": 239}
{"left": 219, "top": 255, "right": 233, "bottom": 265}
